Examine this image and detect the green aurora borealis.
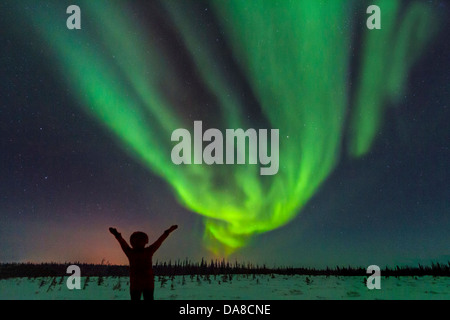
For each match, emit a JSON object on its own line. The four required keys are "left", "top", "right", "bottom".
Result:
{"left": 14, "top": 0, "right": 438, "bottom": 256}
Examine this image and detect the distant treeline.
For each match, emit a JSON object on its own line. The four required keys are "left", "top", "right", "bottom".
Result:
{"left": 0, "top": 259, "right": 449, "bottom": 279}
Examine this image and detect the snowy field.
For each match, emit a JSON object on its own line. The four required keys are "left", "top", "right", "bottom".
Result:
{"left": 0, "top": 274, "right": 448, "bottom": 300}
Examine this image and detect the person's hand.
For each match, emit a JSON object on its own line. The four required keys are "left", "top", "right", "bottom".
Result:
{"left": 109, "top": 227, "right": 120, "bottom": 236}
{"left": 167, "top": 225, "right": 178, "bottom": 233}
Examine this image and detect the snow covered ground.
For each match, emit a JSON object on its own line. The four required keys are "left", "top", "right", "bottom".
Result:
{"left": 0, "top": 274, "right": 448, "bottom": 300}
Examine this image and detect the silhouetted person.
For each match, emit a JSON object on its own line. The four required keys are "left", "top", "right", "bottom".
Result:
{"left": 109, "top": 225, "right": 178, "bottom": 300}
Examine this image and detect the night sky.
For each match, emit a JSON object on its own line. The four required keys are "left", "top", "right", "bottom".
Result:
{"left": 0, "top": 0, "right": 449, "bottom": 268}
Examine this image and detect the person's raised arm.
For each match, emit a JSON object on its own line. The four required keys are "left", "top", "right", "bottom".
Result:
{"left": 149, "top": 225, "right": 178, "bottom": 253}
{"left": 109, "top": 227, "right": 131, "bottom": 256}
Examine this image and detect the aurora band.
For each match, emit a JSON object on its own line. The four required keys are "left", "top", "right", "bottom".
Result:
{"left": 13, "top": 0, "right": 438, "bottom": 255}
